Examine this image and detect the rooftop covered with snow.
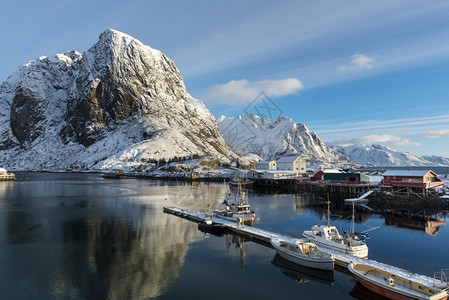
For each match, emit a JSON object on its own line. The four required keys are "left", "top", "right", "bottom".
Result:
{"left": 382, "top": 170, "right": 438, "bottom": 177}
{"left": 277, "top": 155, "right": 302, "bottom": 163}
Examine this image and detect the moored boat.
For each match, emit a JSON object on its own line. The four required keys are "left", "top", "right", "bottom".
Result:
{"left": 302, "top": 200, "right": 369, "bottom": 258}
{"left": 348, "top": 263, "right": 448, "bottom": 300}
{"left": 270, "top": 237, "right": 334, "bottom": 271}
{"left": 214, "top": 185, "right": 255, "bottom": 225}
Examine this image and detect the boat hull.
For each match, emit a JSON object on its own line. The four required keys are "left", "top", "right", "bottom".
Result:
{"left": 271, "top": 254, "right": 335, "bottom": 284}
{"left": 274, "top": 248, "right": 334, "bottom": 271}
{"left": 271, "top": 239, "right": 334, "bottom": 271}
{"left": 354, "top": 274, "right": 419, "bottom": 300}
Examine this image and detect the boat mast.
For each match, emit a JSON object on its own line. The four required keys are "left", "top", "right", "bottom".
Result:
{"left": 326, "top": 194, "right": 331, "bottom": 227}
{"left": 351, "top": 202, "right": 355, "bottom": 235}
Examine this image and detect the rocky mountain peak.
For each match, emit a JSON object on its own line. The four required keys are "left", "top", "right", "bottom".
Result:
{"left": 217, "top": 114, "right": 348, "bottom": 163}
{"left": 0, "top": 29, "right": 236, "bottom": 170}
{"left": 60, "top": 29, "right": 189, "bottom": 147}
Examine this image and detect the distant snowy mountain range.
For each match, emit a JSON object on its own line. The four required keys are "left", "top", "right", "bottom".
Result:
{"left": 332, "top": 144, "right": 449, "bottom": 167}
{"left": 216, "top": 115, "right": 449, "bottom": 167}
{"left": 0, "top": 29, "right": 447, "bottom": 171}
{"left": 217, "top": 114, "right": 348, "bottom": 163}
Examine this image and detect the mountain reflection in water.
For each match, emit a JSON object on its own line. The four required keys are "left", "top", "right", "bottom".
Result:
{"left": 0, "top": 174, "right": 224, "bottom": 299}
{"left": 1, "top": 173, "right": 448, "bottom": 299}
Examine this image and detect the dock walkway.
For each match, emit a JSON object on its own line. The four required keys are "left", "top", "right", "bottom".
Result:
{"left": 163, "top": 206, "right": 442, "bottom": 288}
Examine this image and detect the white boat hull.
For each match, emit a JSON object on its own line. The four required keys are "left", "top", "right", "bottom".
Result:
{"left": 274, "top": 249, "right": 334, "bottom": 271}
{"left": 271, "top": 239, "right": 334, "bottom": 271}
{"left": 302, "top": 231, "right": 368, "bottom": 258}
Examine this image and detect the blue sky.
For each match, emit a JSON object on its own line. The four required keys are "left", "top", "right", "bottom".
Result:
{"left": 1, "top": 0, "right": 449, "bottom": 156}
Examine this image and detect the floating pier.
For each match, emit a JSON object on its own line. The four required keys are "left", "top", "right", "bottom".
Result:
{"left": 163, "top": 206, "right": 445, "bottom": 288}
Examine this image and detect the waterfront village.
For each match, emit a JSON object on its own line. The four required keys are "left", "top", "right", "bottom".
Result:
{"left": 95, "top": 154, "right": 449, "bottom": 201}
{"left": 3, "top": 153, "right": 449, "bottom": 201}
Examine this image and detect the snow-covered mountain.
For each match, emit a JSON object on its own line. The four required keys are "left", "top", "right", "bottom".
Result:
{"left": 217, "top": 114, "right": 348, "bottom": 163}
{"left": 333, "top": 144, "right": 449, "bottom": 167}
{"left": 0, "top": 29, "right": 236, "bottom": 171}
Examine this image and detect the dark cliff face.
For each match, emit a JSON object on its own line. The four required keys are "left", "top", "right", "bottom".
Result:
{"left": 10, "top": 86, "right": 45, "bottom": 147}
{"left": 6, "top": 54, "right": 74, "bottom": 149}
{"left": 59, "top": 30, "right": 189, "bottom": 147}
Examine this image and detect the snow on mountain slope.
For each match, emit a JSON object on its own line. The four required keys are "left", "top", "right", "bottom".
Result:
{"left": 217, "top": 114, "right": 348, "bottom": 163}
{"left": 333, "top": 144, "right": 449, "bottom": 167}
{"left": 0, "top": 29, "right": 236, "bottom": 171}
{"left": 421, "top": 155, "right": 449, "bottom": 166}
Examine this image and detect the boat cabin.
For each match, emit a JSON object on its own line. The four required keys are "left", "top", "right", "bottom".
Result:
{"left": 279, "top": 240, "right": 312, "bottom": 255}
{"left": 311, "top": 225, "right": 342, "bottom": 240}
{"left": 234, "top": 204, "right": 251, "bottom": 213}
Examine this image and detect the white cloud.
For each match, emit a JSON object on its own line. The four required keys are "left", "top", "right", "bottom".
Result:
{"left": 337, "top": 54, "right": 375, "bottom": 73}
{"left": 329, "top": 134, "right": 420, "bottom": 147}
{"left": 204, "top": 78, "right": 303, "bottom": 104}
{"left": 417, "top": 129, "right": 449, "bottom": 138}
{"left": 314, "top": 115, "right": 449, "bottom": 136}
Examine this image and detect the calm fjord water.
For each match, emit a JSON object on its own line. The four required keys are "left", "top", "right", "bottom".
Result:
{"left": 0, "top": 173, "right": 448, "bottom": 299}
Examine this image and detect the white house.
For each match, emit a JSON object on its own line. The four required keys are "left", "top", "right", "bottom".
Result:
{"left": 256, "top": 160, "right": 277, "bottom": 170}
{"left": 276, "top": 156, "right": 306, "bottom": 173}
{"left": 0, "top": 168, "right": 7, "bottom": 175}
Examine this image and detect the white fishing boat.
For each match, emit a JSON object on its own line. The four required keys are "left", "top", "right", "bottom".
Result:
{"left": 348, "top": 263, "right": 448, "bottom": 300}
{"left": 270, "top": 237, "right": 334, "bottom": 271}
{"left": 214, "top": 185, "right": 255, "bottom": 225}
{"left": 302, "top": 200, "right": 369, "bottom": 258}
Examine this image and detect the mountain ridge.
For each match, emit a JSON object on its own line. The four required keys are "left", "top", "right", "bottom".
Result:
{"left": 333, "top": 144, "right": 449, "bottom": 167}
{"left": 0, "top": 29, "right": 237, "bottom": 171}
{"left": 217, "top": 113, "right": 349, "bottom": 164}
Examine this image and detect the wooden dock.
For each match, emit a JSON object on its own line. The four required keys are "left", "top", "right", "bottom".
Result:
{"left": 163, "top": 206, "right": 443, "bottom": 288}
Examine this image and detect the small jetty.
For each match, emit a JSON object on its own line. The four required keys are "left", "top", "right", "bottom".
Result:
{"left": 0, "top": 168, "right": 15, "bottom": 181}
{"left": 163, "top": 206, "right": 447, "bottom": 289}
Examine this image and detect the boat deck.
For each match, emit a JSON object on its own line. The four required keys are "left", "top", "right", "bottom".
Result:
{"left": 163, "top": 206, "right": 444, "bottom": 288}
